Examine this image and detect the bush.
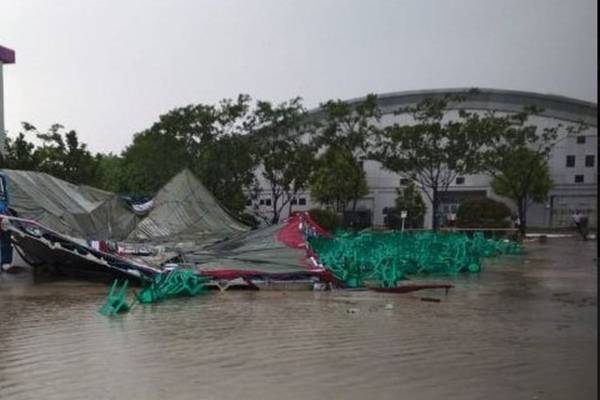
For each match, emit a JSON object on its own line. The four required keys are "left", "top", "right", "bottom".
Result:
{"left": 309, "top": 208, "right": 340, "bottom": 232}
{"left": 383, "top": 207, "right": 424, "bottom": 230}
{"left": 456, "top": 198, "right": 511, "bottom": 229}
{"left": 343, "top": 210, "right": 372, "bottom": 230}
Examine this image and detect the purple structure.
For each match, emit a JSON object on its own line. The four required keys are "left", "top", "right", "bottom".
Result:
{"left": 0, "top": 45, "right": 16, "bottom": 64}
{"left": 1, "top": 45, "right": 16, "bottom": 151}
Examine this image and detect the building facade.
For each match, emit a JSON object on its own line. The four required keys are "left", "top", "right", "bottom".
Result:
{"left": 250, "top": 88, "right": 597, "bottom": 229}
{"left": 0, "top": 45, "right": 16, "bottom": 151}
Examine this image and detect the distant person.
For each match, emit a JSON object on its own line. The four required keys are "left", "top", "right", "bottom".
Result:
{"left": 446, "top": 212, "right": 456, "bottom": 228}
{"left": 512, "top": 214, "right": 520, "bottom": 230}
{"left": 572, "top": 210, "right": 588, "bottom": 241}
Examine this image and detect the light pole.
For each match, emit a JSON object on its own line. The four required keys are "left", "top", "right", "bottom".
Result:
{"left": 400, "top": 210, "right": 408, "bottom": 233}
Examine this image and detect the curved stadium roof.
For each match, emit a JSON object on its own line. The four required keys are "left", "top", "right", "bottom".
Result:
{"left": 309, "top": 88, "right": 597, "bottom": 126}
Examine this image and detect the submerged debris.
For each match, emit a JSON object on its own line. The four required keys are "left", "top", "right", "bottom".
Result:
{"left": 99, "top": 280, "right": 131, "bottom": 316}
{"left": 99, "top": 269, "right": 209, "bottom": 316}
{"left": 309, "top": 231, "right": 523, "bottom": 288}
{"left": 136, "top": 269, "right": 208, "bottom": 304}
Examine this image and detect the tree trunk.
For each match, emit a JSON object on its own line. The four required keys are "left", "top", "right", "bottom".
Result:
{"left": 432, "top": 187, "right": 439, "bottom": 231}
{"left": 518, "top": 198, "right": 527, "bottom": 236}
{"left": 271, "top": 194, "right": 279, "bottom": 224}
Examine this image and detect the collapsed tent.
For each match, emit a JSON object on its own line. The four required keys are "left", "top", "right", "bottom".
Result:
{"left": 183, "top": 212, "right": 331, "bottom": 280}
{"left": 2, "top": 168, "right": 248, "bottom": 244}
{"left": 2, "top": 169, "right": 139, "bottom": 240}
{"left": 127, "top": 169, "right": 248, "bottom": 243}
{"left": 3, "top": 169, "right": 328, "bottom": 284}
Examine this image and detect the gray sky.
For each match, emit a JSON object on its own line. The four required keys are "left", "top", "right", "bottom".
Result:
{"left": 1, "top": 0, "right": 597, "bottom": 154}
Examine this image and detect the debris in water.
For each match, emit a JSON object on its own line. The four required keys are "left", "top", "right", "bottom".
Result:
{"left": 420, "top": 297, "right": 441, "bottom": 303}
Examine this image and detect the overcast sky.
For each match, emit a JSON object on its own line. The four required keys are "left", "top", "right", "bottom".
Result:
{"left": 1, "top": 0, "right": 597, "bottom": 154}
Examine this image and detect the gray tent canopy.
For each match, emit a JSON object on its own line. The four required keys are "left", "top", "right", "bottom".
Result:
{"left": 2, "top": 169, "right": 139, "bottom": 240}
{"left": 127, "top": 169, "right": 249, "bottom": 242}
{"left": 2, "top": 168, "right": 248, "bottom": 245}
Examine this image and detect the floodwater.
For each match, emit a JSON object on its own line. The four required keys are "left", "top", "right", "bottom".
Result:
{"left": 0, "top": 239, "right": 596, "bottom": 400}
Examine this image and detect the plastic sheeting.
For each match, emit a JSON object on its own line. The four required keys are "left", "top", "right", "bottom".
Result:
{"left": 185, "top": 213, "right": 328, "bottom": 279}
{"left": 127, "top": 169, "right": 249, "bottom": 242}
{"left": 2, "top": 169, "right": 139, "bottom": 240}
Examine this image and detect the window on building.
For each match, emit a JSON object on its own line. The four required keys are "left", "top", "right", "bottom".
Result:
{"left": 455, "top": 177, "right": 465, "bottom": 185}
{"left": 576, "top": 135, "right": 586, "bottom": 144}
{"left": 245, "top": 199, "right": 252, "bottom": 206}
{"left": 291, "top": 198, "right": 297, "bottom": 205}
{"left": 259, "top": 199, "right": 265, "bottom": 205}
{"left": 585, "top": 155, "right": 595, "bottom": 167}
{"left": 574, "top": 175, "right": 584, "bottom": 183}
{"left": 566, "top": 155, "right": 575, "bottom": 168}
{"left": 298, "top": 198, "right": 307, "bottom": 206}
{"left": 265, "top": 199, "right": 272, "bottom": 206}
{"left": 400, "top": 178, "right": 410, "bottom": 185}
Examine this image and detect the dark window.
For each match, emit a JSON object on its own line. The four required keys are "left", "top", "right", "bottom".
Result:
{"left": 566, "top": 155, "right": 575, "bottom": 167}
{"left": 455, "top": 177, "right": 465, "bottom": 185}
{"left": 400, "top": 178, "right": 410, "bottom": 185}
{"left": 298, "top": 198, "right": 307, "bottom": 206}
{"left": 259, "top": 199, "right": 265, "bottom": 205}
{"left": 576, "top": 136, "right": 586, "bottom": 144}
{"left": 291, "top": 198, "right": 297, "bottom": 205}
{"left": 585, "top": 155, "right": 595, "bottom": 167}
{"left": 246, "top": 199, "right": 252, "bottom": 206}
{"left": 574, "top": 175, "right": 584, "bottom": 183}
{"left": 265, "top": 199, "right": 272, "bottom": 206}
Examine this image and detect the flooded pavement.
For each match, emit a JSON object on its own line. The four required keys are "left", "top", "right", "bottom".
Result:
{"left": 0, "top": 239, "right": 596, "bottom": 400}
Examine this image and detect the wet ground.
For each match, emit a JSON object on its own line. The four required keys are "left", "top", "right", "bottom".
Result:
{"left": 0, "top": 239, "right": 596, "bottom": 400}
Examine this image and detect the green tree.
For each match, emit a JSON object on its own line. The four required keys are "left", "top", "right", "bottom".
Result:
{"left": 197, "top": 133, "right": 259, "bottom": 214}
{"left": 394, "top": 182, "right": 426, "bottom": 229}
{"left": 119, "top": 128, "right": 190, "bottom": 194}
{"left": 310, "top": 147, "right": 368, "bottom": 212}
{"left": 373, "top": 92, "right": 494, "bottom": 230}
{"left": 491, "top": 149, "right": 553, "bottom": 235}
{"left": 314, "top": 94, "right": 381, "bottom": 157}
{"left": 93, "top": 153, "right": 125, "bottom": 193}
{"left": 477, "top": 105, "right": 585, "bottom": 234}
{"left": 311, "top": 94, "right": 380, "bottom": 213}
{"left": 253, "top": 98, "right": 314, "bottom": 223}
{"left": 0, "top": 131, "right": 38, "bottom": 170}
{"left": 117, "top": 95, "right": 259, "bottom": 214}
{"left": 6, "top": 122, "right": 100, "bottom": 185}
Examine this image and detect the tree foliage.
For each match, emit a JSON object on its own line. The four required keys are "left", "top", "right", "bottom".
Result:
{"left": 309, "top": 94, "right": 380, "bottom": 212}
{"left": 117, "top": 95, "right": 258, "bottom": 213}
{"left": 372, "top": 91, "right": 491, "bottom": 230}
{"left": 309, "top": 147, "right": 368, "bottom": 212}
{"left": 491, "top": 149, "right": 553, "bottom": 234}
{"left": 456, "top": 197, "right": 512, "bottom": 229}
{"left": 1, "top": 122, "right": 99, "bottom": 185}
{"left": 253, "top": 98, "right": 313, "bottom": 223}
{"left": 478, "top": 105, "right": 585, "bottom": 233}
{"left": 197, "top": 133, "right": 259, "bottom": 214}
{"left": 314, "top": 94, "right": 381, "bottom": 157}
{"left": 395, "top": 182, "right": 426, "bottom": 227}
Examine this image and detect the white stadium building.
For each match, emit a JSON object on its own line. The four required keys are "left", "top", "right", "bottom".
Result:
{"left": 251, "top": 88, "right": 597, "bottom": 229}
